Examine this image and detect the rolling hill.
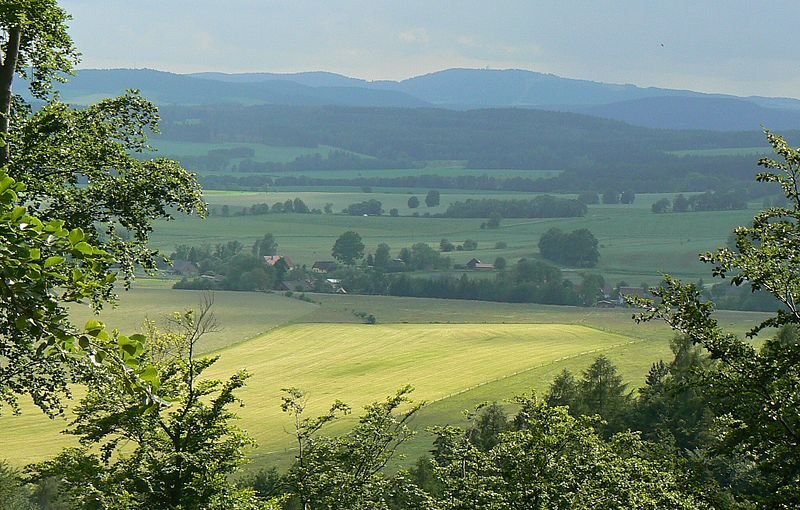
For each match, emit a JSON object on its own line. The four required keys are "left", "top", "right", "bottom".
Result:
{"left": 19, "top": 67, "right": 800, "bottom": 131}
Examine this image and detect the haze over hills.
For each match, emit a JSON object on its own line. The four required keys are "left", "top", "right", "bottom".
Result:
{"left": 31, "top": 67, "right": 800, "bottom": 131}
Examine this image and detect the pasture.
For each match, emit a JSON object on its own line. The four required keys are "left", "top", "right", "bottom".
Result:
{"left": 1, "top": 286, "right": 772, "bottom": 468}
{"left": 155, "top": 192, "right": 758, "bottom": 284}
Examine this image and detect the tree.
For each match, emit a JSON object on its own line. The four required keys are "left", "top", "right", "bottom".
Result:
{"left": 672, "top": 193, "right": 689, "bottom": 212}
{"left": 389, "top": 207, "right": 399, "bottom": 217}
{"left": 252, "top": 233, "right": 278, "bottom": 257}
{"left": 538, "top": 227, "right": 564, "bottom": 262}
{"left": 373, "top": 242, "right": 391, "bottom": 270}
{"left": 425, "top": 189, "right": 440, "bottom": 207}
{"left": 462, "top": 239, "right": 478, "bottom": 251}
{"left": 332, "top": 231, "right": 364, "bottom": 265}
{"left": 0, "top": 1, "right": 204, "bottom": 415}
{"left": 281, "top": 386, "right": 429, "bottom": 509}
{"left": 293, "top": 197, "right": 309, "bottom": 213}
{"left": 632, "top": 131, "right": 800, "bottom": 507}
{"left": 0, "top": 0, "right": 78, "bottom": 163}
{"left": 486, "top": 211, "right": 502, "bottom": 229}
{"left": 566, "top": 229, "right": 600, "bottom": 267}
{"left": 544, "top": 369, "right": 580, "bottom": 411}
{"left": 493, "top": 256, "right": 507, "bottom": 270}
{"left": 577, "top": 272, "right": 605, "bottom": 306}
{"left": 652, "top": 197, "right": 671, "bottom": 213}
{"left": 602, "top": 190, "right": 619, "bottom": 204}
{"left": 466, "top": 402, "right": 510, "bottom": 452}
{"left": 620, "top": 190, "right": 636, "bottom": 204}
{"left": 578, "top": 355, "right": 632, "bottom": 435}
{"left": 407, "top": 196, "right": 420, "bottom": 209}
{"left": 29, "top": 302, "right": 265, "bottom": 509}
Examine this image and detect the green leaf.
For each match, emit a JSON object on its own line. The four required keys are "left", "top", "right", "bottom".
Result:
{"left": 117, "top": 335, "right": 144, "bottom": 359}
{"left": 28, "top": 248, "right": 41, "bottom": 261}
{"left": 68, "top": 228, "right": 85, "bottom": 245}
{"left": 10, "top": 206, "right": 27, "bottom": 222}
{"left": 44, "top": 256, "right": 65, "bottom": 268}
{"left": 14, "top": 317, "right": 30, "bottom": 332}
{"left": 73, "top": 241, "right": 93, "bottom": 255}
{"left": 138, "top": 365, "right": 160, "bottom": 391}
{"left": 84, "top": 320, "right": 105, "bottom": 336}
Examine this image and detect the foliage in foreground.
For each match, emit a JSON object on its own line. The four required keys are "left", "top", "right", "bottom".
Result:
{"left": 632, "top": 130, "right": 800, "bottom": 508}
{"left": 27, "top": 302, "right": 267, "bottom": 509}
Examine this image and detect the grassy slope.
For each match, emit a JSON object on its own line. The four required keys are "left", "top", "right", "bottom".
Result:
{"left": 1, "top": 286, "right": 770, "bottom": 468}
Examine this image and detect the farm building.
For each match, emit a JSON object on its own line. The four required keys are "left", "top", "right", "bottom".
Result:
{"left": 264, "top": 255, "right": 295, "bottom": 269}
{"left": 312, "top": 261, "right": 338, "bottom": 273}
{"left": 466, "top": 258, "right": 494, "bottom": 270}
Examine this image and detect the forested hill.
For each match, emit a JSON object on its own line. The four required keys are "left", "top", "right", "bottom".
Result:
{"left": 32, "top": 67, "right": 800, "bottom": 131}
{"left": 34, "top": 68, "right": 429, "bottom": 108}
{"left": 159, "top": 104, "right": 793, "bottom": 192}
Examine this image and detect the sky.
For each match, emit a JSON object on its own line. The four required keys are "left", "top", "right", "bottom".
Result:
{"left": 60, "top": 0, "right": 800, "bottom": 98}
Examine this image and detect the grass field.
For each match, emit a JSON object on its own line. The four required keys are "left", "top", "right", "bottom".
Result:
{"left": 667, "top": 147, "right": 769, "bottom": 157}
{"left": 0, "top": 322, "right": 646, "bottom": 467}
{"left": 1, "top": 286, "right": 772, "bottom": 469}
{"left": 154, "top": 194, "right": 758, "bottom": 284}
{"left": 69, "top": 285, "right": 319, "bottom": 353}
{"left": 149, "top": 138, "right": 564, "bottom": 180}
{"left": 150, "top": 140, "right": 339, "bottom": 163}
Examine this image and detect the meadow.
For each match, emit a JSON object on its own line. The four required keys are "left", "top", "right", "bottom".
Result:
{"left": 1, "top": 285, "right": 771, "bottom": 468}
{"left": 156, "top": 189, "right": 758, "bottom": 285}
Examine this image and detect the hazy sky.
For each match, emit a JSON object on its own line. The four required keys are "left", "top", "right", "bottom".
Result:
{"left": 60, "top": 0, "right": 800, "bottom": 98}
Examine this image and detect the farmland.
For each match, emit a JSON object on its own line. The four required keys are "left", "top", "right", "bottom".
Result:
{"left": 1, "top": 285, "right": 770, "bottom": 468}
{"left": 155, "top": 189, "right": 758, "bottom": 285}
{"left": 3, "top": 125, "right": 778, "bottom": 477}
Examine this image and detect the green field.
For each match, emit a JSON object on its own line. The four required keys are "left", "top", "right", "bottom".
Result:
{"left": 150, "top": 140, "right": 339, "bottom": 163}
{"left": 1, "top": 285, "right": 771, "bottom": 468}
{"left": 155, "top": 193, "right": 757, "bottom": 284}
{"left": 667, "top": 147, "right": 769, "bottom": 157}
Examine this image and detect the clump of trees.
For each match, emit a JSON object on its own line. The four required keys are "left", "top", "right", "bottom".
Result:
{"left": 344, "top": 199, "right": 383, "bottom": 216}
{"left": 332, "top": 231, "right": 365, "bottom": 265}
{"left": 444, "top": 196, "right": 587, "bottom": 218}
{"left": 172, "top": 236, "right": 285, "bottom": 291}
{"left": 538, "top": 228, "right": 600, "bottom": 267}
{"left": 424, "top": 189, "right": 440, "bottom": 207}
{"left": 651, "top": 190, "right": 748, "bottom": 213}
{"left": 227, "top": 197, "right": 319, "bottom": 216}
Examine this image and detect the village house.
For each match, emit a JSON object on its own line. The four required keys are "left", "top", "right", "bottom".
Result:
{"left": 466, "top": 257, "right": 494, "bottom": 270}
{"left": 311, "top": 260, "right": 338, "bottom": 273}
{"left": 263, "top": 255, "right": 295, "bottom": 269}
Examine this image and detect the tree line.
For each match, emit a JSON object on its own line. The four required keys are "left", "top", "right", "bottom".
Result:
{"left": 442, "top": 196, "right": 586, "bottom": 218}
{"left": 651, "top": 190, "right": 749, "bottom": 213}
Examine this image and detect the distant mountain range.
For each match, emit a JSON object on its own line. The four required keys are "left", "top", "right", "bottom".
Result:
{"left": 21, "top": 67, "right": 800, "bottom": 131}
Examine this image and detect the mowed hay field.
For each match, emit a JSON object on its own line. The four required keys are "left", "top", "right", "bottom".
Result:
{"left": 0, "top": 287, "right": 772, "bottom": 468}
{"left": 0, "top": 321, "right": 635, "bottom": 467}
{"left": 177, "top": 322, "right": 638, "bottom": 466}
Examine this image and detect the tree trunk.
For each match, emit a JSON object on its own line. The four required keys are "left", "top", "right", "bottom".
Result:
{"left": 0, "top": 25, "right": 22, "bottom": 165}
